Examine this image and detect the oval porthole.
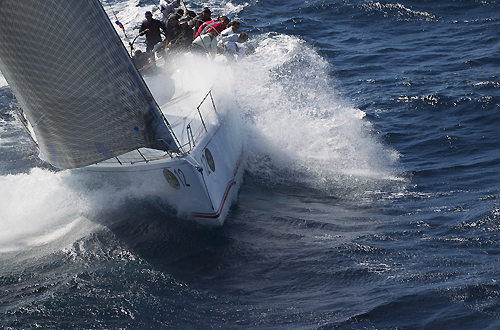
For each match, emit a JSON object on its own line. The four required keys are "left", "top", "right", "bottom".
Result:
{"left": 163, "top": 169, "right": 180, "bottom": 189}
{"left": 205, "top": 148, "right": 215, "bottom": 172}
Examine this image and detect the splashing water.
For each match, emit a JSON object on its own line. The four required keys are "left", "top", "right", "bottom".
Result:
{"left": 231, "top": 33, "right": 401, "bottom": 195}
{"left": 0, "top": 169, "right": 98, "bottom": 253}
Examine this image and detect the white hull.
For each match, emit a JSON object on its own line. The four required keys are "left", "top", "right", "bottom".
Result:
{"left": 85, "top": 93, "right": 244, "bottom": 227}
{"left": 0, "top": 3, "right": 244, "bottom": 226}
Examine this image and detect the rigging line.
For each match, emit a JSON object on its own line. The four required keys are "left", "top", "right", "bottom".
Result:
{"left": 101, "top": 0, "right": 132, "bottom": 49}
{"left": 198, "top": 33, "right": 215, "bottom": 58}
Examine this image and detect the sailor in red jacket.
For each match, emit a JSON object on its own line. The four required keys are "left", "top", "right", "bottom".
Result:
{"left": 194, "top": 16, "right": 230, "bottom": 39}
{"left": 206, "top": 16, "right": 230, "bottom": 37}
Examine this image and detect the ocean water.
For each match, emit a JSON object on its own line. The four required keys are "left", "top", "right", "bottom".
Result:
{"left": 1, "top": 0, "right": 500, "bottom": 328}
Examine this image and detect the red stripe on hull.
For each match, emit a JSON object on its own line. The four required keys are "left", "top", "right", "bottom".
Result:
{"left": 190, "top": 149, "right": 244, "bottom": 219}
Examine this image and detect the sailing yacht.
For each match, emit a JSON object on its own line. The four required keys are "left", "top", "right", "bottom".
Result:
{"left": 0, "top": 0, "right": 244, "bottom": 226}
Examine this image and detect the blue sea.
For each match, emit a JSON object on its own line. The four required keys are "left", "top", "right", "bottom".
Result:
{"left": 1, "top": 0, "right": 500, "bottom": 328}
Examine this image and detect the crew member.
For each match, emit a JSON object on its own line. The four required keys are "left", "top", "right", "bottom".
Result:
{"left": 139, "top": 11, "right": 167, "bottom": 52}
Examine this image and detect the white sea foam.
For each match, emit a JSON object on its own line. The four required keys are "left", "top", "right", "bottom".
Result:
{"left": 0, "top": 165, "right": 180, "bottom": 253}
{"left": 361, "top": 2, "right": 437, "bottom": 21}
{"left": 0, "top": 169, "right": 89, "bottom": 252}
{"left": 229, "top": 33, "right": 401, "bottom": 193}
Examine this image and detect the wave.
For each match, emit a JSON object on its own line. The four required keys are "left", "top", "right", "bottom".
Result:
{"left": 359, "top": 1, "right": 438, "bottom": 22}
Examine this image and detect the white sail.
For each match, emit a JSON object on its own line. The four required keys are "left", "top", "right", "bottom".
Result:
{"left": 0, "top": 0, "right": 178, "bottom": 169}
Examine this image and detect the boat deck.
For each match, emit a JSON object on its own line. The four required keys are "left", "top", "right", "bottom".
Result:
{"left": 94, "top": 66, "right": 219, "bottom": 166}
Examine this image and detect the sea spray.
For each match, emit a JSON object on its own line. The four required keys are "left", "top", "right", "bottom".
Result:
{"left": 0, "top": 166, "right": 176, "bottom": 253}
{"left": 232, "top": 33, "right": 402, "bottom": 196}
{"left": 0, "top": 169, "right": 97, "bottom": 253}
